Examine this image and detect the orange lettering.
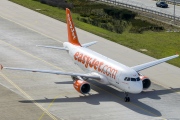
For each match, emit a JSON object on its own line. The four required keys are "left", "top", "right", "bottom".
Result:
{"left": 85, "top": 57, "right": 92, "bottom": 68}
{"left": 89, "top": 59, "right": 96, "bottom": 68}
{"left": 82, "top": 55, "right": 87, "bottom": 64}
{"left": 102, "top": 65, "right": 108, "bottom": 74}
{"left": 78, "top": 53, "right": 83, "bottom": 62}
{"left": 111, "top": 68, "right": 118, "bottom": 79}
{"left": 74, "top": 52, "right": 79, "bottom": 60}
{"left": 106, "top": 67, "right": 111, "bottom": 76}
{"left": 74, "top": 51, "right": 118, "bottom": 79}
{"left": 94, "top": 61, "right": 99, "bottom": 70}
{"left": 98, "top": 62, "right": 104, "bottom": 72}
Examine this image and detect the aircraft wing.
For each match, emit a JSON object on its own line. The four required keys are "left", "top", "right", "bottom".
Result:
{"left": 0, "top": 65, "right": 100, "bottom": 80}
{"left": 131, "top": 54, "right": 179, "bottom": 72}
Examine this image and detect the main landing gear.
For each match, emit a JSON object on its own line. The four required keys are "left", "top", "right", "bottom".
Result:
{"left": 124, "top": 93, "right": 130, "bottom": 102}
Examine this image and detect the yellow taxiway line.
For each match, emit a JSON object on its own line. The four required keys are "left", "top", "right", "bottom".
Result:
{"left": 38, "top": 95, "right": 60, "bottom": 120}
{"left": 0, "top": 72, "right": 58, "bottom": 120}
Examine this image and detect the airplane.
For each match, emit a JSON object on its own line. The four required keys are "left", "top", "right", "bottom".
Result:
{"left": 0, "top": 8, "right": 179, "bottom": 102}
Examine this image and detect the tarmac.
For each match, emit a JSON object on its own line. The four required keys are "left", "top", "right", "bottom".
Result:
{"left": 0, "top": 0, "right": 180, "bottom": 119}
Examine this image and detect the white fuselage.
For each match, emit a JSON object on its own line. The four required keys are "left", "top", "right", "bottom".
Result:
{"left": 64, "top": 42, "right": 143, "bottom": 94}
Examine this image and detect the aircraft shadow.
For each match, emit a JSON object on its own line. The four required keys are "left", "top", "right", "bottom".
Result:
{"left": 19, "top": 80, "right": 180, "bottom": 117}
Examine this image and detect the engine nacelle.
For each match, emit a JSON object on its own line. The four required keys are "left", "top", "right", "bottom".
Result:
{"left": 73, "top": 80, "right": 91, "bottom": 94}
{"left": 140, "top": 76, "right": 151, "bottom": 90}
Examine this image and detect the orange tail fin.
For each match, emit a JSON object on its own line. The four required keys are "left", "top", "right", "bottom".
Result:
{"left": 66, "top": 8, "right": 81, "bottom": 46}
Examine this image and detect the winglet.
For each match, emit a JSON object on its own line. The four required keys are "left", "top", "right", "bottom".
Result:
{"left": 0, "top": 65, "right": 3, "bottom": 70}
{"left": 66, "top": 8, "right": 81, "bottom": 46}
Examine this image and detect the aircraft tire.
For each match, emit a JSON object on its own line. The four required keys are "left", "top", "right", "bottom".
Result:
{"left": 124, "top": 97, "right": 130, "bottom": 102}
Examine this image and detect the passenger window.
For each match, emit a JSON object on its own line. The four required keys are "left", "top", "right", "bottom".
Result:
{"left": 127, "top": 78, "right": 130, "bottom": 81}
{"left": 124, "top": 77, "right": 127, "bottom": 81}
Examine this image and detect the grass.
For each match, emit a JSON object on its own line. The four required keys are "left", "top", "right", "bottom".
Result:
{"left": 9, "top": 0, "right": 180, "bottom": 67}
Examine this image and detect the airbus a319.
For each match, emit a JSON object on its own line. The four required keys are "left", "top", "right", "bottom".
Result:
{"left": 0, "top": 8, "right": 178, "bottom": 102}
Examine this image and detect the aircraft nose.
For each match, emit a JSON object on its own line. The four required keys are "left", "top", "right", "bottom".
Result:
{"left": 131, "top": 81, "right": 143, "bottom": 94}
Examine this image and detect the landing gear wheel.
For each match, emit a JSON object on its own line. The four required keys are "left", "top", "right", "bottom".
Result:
{"left": 124, "top": 97, "right": 130, "bottom": 102}
{"left": 124, "top": 97, "right": 127, "bottom": 102}
{"left": 124, "top": 92, "right": 130, "bottom": 102}
{"left": 127, "top": 97, "right": 130, "bottom": 102}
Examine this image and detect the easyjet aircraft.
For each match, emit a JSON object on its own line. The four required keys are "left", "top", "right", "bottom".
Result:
{"left": 0, "top": 8, "right": 179, "bottom": 102}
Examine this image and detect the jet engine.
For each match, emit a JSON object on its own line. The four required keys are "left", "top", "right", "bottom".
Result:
{"left": 139, "top": 75, "right": 151, "bottom": 90}
{"left": 73, "top": 80, "right": 91, "bottom": 94}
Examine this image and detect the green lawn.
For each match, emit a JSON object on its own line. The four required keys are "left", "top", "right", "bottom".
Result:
{"left": 9, "top": 0, "right": 180, "bottom": 67}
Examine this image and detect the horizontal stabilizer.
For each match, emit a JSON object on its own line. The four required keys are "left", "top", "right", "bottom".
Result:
{"left": 82, "top": 41, "right": 97, "bottom": 48}
{"left": 36, "top": 45, "right": 68, "bottom": 50}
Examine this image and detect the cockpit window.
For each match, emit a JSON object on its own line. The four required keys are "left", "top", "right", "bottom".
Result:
{"left": 131, "top": 78, "right": 136, "bottom": 81}
{"left": 124, "top": 77, "right": 140, "bottom": 81}
{"left": 127, "top": 78, "right": 130, "bottom": 81}
{"left": 136, "top": 77, "right": 140, "bottom": 81}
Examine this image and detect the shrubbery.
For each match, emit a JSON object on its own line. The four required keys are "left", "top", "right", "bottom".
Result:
{"left": 70, "top": 1, "right": 164, "bottom": 34}
{"left": 77, "top": 16, "right": 128, "bottom": 33}
{"left": 129, "top": 19, "right": 164, "bottom": 33}
{"left": 104, "top": 8, "right": 136, "bottom": 21}
{"left": 35, "top": 0, "right": 164, "bottom": 34}
{"left": 74, "top": 6, "right": 132, "bottom": 33}
{"left": 77, "top": 17, "right": 128, "bottom": 33}
{"left": 130, "top": 26, "right": 164, "bottom": 33}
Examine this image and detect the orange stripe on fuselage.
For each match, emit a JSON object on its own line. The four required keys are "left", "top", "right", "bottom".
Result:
{"left": 74, "top": 52, "right": 118, "bottom": 79}
{"left": 66, "top": 8, "right": 81, "bottom": 46}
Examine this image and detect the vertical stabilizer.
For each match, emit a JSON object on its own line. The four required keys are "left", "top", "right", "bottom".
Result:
{"left": 66, "top": 8, "right": 81, "bottom": 46}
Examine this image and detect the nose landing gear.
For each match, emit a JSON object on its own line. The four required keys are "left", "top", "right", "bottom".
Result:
{"left": 124, "top": 93, "right": 130, "bottom": 102}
